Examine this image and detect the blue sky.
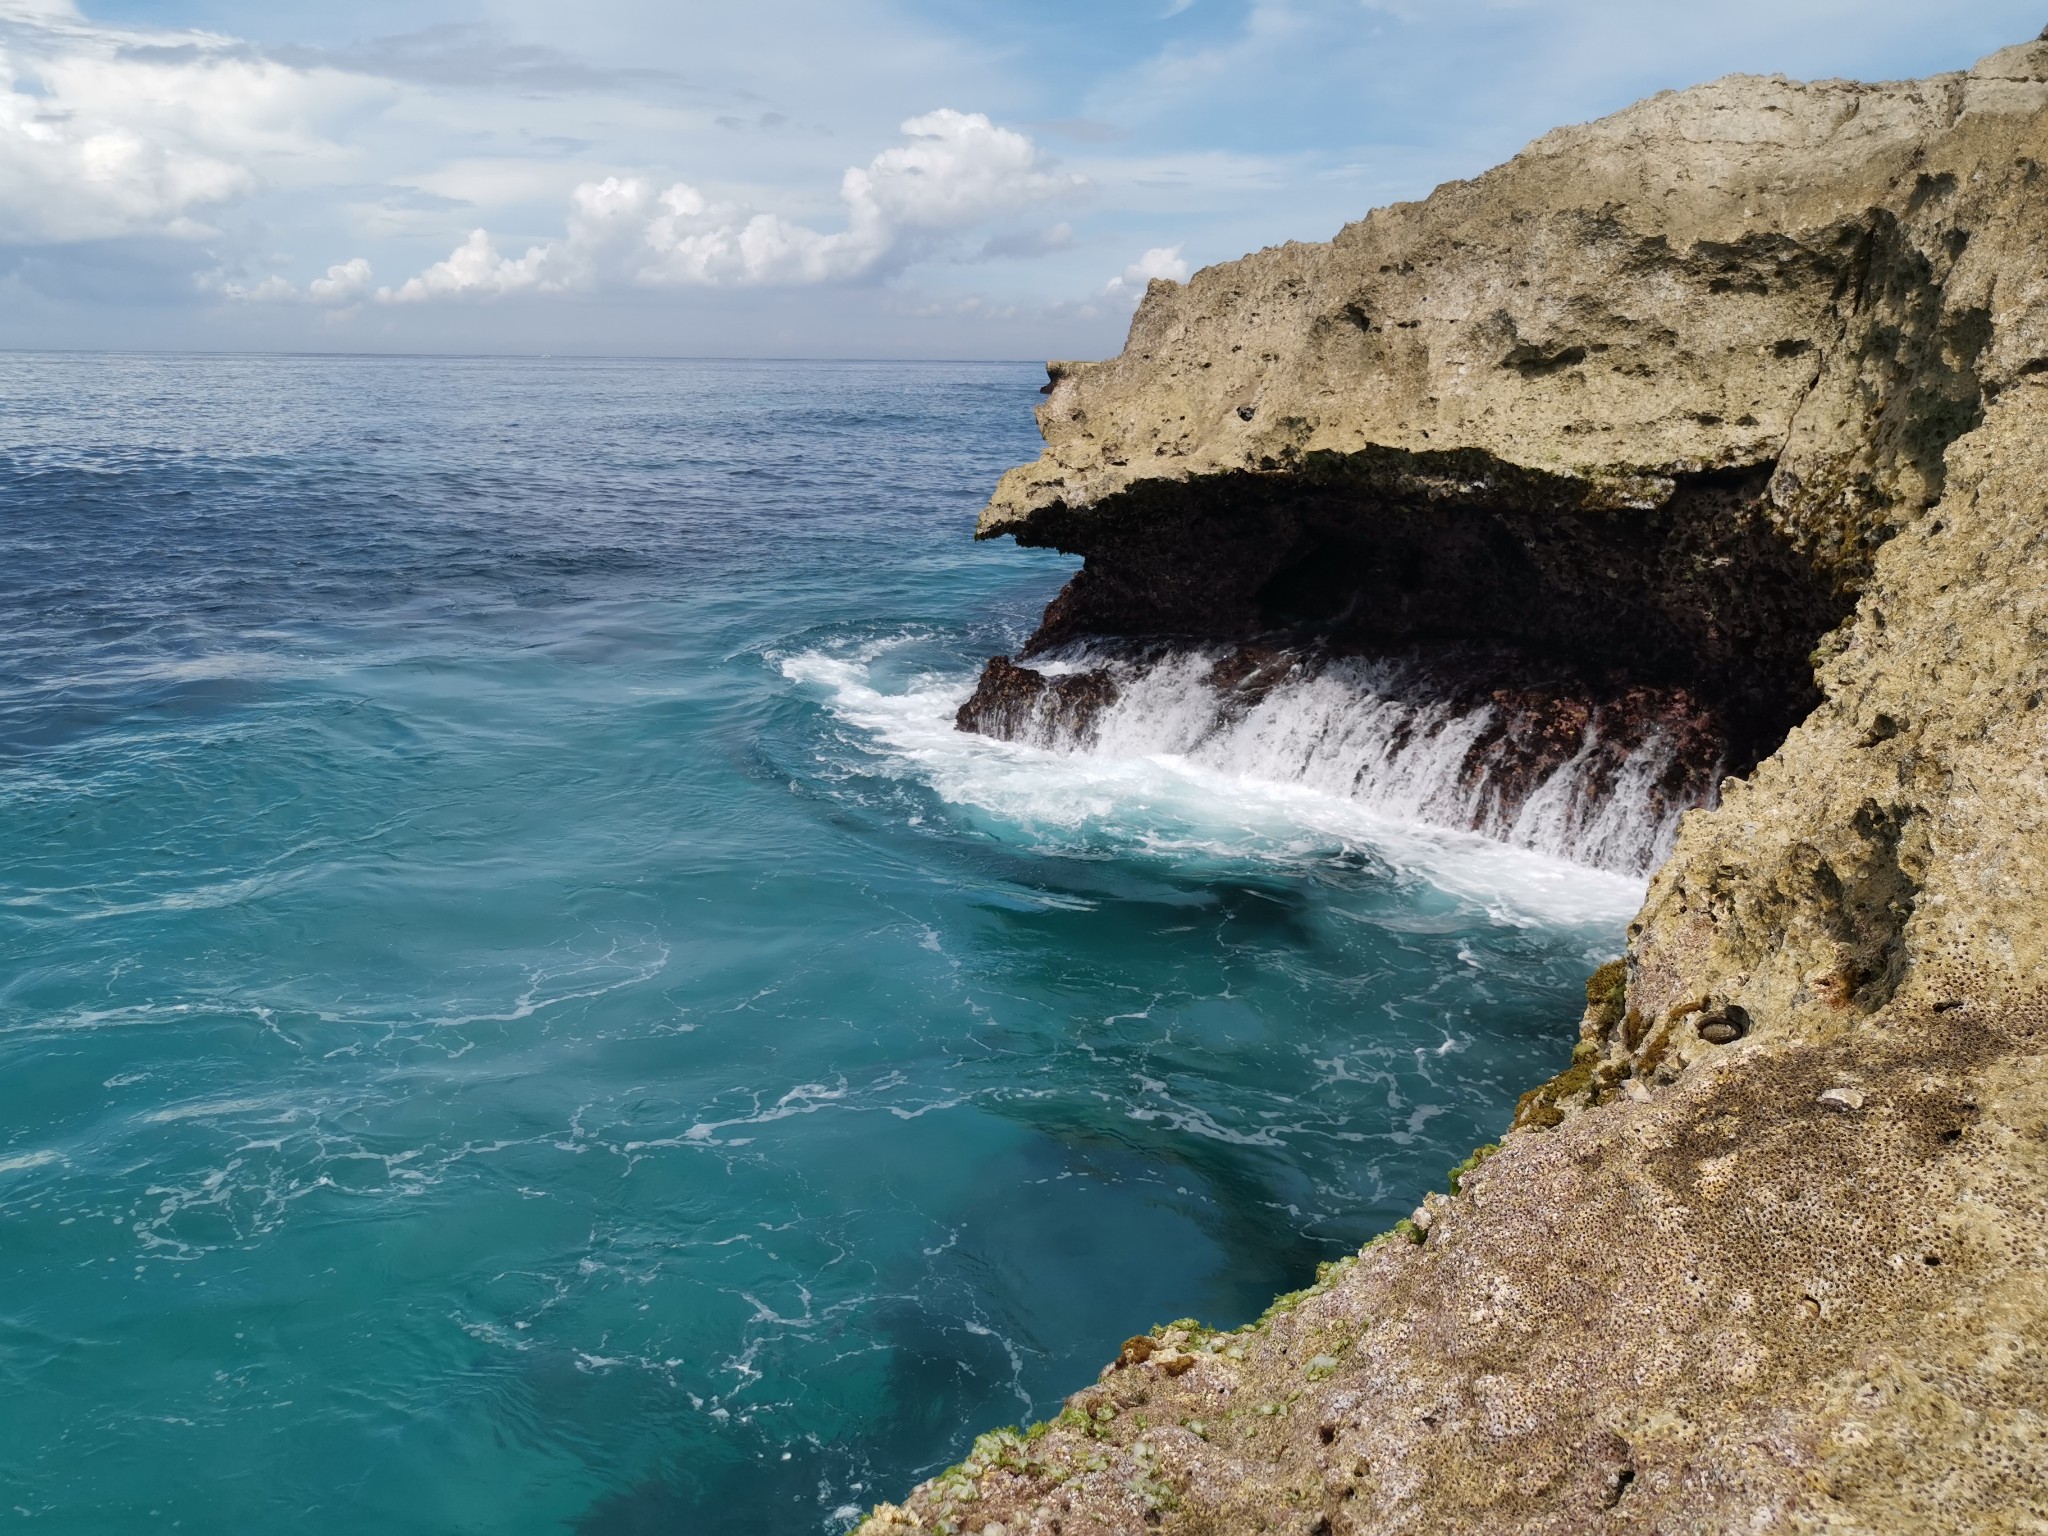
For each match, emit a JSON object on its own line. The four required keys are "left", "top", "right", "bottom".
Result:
{"left": 2, "top": 0, "right": 2040, "bottom": 356}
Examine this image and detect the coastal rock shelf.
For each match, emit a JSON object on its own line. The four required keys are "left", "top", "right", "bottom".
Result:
{"left": 878, "top": 33, "right": 2048, "bottom": 1536}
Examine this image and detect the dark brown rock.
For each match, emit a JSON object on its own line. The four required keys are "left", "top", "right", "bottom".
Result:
{"left": 954, "top": 656, "right": 1120, "bottom": 746}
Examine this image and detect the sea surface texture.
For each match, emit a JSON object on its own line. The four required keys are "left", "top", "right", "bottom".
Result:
{"left": 0, "top": 355, "right": 1633, "bottom": 1534}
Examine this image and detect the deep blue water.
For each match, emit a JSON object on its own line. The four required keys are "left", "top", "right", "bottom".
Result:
{"left": 0, "top": 354, "right": 1630, "bottom": 1534}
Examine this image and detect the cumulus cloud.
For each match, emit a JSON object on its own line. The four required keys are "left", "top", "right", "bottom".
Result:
{"left": 0, "top": 4, "right": 378, "bottom": 246}
{"left": 1104, "top": 244, "right": 1189, "bottom": 298}
{"left": 222, "top": 257, "right": 376, "bottom": 307}
{"left": 380, "top": 109, "right": 1086, "bottom": 301}
{"left": 308, "top": 257, "right": 375, "bottom": 304}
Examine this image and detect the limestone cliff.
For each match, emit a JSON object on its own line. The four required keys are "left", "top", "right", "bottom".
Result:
{"left": 867, "top": 38, "right": 2048, "bottom": 1536}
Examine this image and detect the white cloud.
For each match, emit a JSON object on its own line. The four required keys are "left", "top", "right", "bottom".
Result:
{"left": 0, "top": 6, "right": 384, "bottom": 246}
{"left": 308, "top": 256, "right": 375, "bottom": 304}
{"left": 853, "top": 109, "right": 1077, "bottom": 233}
{"left": 380, "top": 108, "right": 1086, "bottom": 301}
{"left": 0, "top": 0, "right": 80, "bottom": 24}
{"left": 220, "top": 256, "right": 376, "bottom": 306}
{"left": 382, "top": 228, "right": 547, "bottom": 300}
{"left": 4, "top": 0, "right": 2030, "bottom": 357}
{"left": 1104, "top": 243, "right": 1189, "bottom": 299}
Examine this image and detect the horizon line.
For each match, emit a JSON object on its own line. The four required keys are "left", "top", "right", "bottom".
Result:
{"left": 0, "top": 345, "right": 1064, "bottom": 367}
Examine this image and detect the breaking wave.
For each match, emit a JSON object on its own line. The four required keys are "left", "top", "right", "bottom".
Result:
{"left": 955, "top": 642, "right": 1724, "bottom": 879}
{"left": 779, "top": 639, "right": 1669, "bottom": 927}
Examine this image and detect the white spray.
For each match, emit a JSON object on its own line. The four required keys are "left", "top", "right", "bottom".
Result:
{"left": 996, "top": 647, "right": 1712, "bottom": 877}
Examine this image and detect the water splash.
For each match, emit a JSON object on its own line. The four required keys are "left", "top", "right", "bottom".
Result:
{"left": 781, "top": 641, "right": 1651, "bottom": 927}
{"left": 958, "top": 643, "right": 1725, "bottom": 877}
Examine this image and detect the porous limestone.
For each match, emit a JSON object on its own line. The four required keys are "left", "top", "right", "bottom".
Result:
{"left": 869, "top": 37, "right": 2048, "bottom": 1536}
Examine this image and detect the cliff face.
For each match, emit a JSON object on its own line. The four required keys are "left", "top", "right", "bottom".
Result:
{"left": 868, "top": 39, "right": 2048, "bottom": 1536}
{"left": 978, "top": 43, "right": 2048, "bottom": 776}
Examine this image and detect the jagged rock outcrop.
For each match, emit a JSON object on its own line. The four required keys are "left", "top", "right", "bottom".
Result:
{"left": 868, "top": 35, "right": 2048, "bottom": 1536}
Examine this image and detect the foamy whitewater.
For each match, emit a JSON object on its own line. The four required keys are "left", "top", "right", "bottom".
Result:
{"left": 1, "top": 354, "right": 1643, "bottom": 1536}
{"left": 973, "top": 647, "right": 1697, "bottom": 879}
{"left": 781, "top": 644, "right": 1648, "bottom": 928}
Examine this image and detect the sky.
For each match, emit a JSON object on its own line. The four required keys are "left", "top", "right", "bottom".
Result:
{"left": 1, "top": 0, "right": 2041, "bottom": 357}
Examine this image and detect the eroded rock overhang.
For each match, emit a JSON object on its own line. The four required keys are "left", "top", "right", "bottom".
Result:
{"left": 995, "top": 450, "right": 1836, "bottom": 777}
{"left": 960, "top": 53, "right": 2044, "bottom": 860}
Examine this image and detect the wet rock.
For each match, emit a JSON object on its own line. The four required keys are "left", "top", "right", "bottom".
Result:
{"left": 1203, "top": 643, "right": 1300, "bottom": 709}
{"left": 955, "top": 638, "right": 1730, "bottom": 875}
{"left": 954, "top": 655, "right": 1119, "bottom": 745}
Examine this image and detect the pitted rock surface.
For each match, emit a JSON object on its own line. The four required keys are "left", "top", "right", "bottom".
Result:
{"left": 867, "top": 995, "right": 2048, "bottom": 1535}
{"left": 872, "top": 37, "right": 2048, "bottom": 1536}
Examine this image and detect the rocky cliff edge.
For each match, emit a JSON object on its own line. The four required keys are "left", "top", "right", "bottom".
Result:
{"left": 865, "top": 38, "right": 2048, "bottom": 1536}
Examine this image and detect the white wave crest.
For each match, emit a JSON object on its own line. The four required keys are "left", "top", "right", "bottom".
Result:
{"left": 1020, "top": 648, "right": 1699, "bottom": 876}
{"left": 780, "top": 644, "right": 1649, "bottom": 929}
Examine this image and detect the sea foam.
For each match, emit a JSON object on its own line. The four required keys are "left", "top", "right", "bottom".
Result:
{"left": 780, "top": 643, "right": 1648, "bottom": 929}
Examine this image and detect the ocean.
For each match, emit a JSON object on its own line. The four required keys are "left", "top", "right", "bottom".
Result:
{"left": 0, "top": 353, "right": 1632, "bottom": 1533}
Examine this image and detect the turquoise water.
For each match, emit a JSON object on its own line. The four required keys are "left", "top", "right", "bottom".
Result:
{"left": 0, "top": 354, "right": 1631, "bottom": 1534}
